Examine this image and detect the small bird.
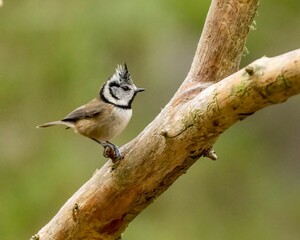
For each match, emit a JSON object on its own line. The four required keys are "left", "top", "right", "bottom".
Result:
{"left": 37, "top": 63, "right": 145, "bottom": 160}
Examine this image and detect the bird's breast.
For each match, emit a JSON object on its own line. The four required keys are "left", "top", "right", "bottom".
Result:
{"left": 106, "top": 108, "right": 132, "bottom": 139}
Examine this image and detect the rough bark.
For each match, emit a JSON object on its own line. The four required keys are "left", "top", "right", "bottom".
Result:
{"left": 32, "top": 0, "right": 300, "bottom": 240}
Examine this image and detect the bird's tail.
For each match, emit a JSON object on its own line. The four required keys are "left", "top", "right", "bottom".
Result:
{"left": 36, "top": 120, "right": 64, "bottom": 128}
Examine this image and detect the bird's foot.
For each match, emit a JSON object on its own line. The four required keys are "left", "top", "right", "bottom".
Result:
{"left": 101, "top": 141, "right": 122, "bottom": 162}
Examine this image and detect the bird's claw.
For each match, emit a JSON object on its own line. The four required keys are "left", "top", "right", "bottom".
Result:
{"left": 102, "top": 142, "right": 122, "bottom": 162}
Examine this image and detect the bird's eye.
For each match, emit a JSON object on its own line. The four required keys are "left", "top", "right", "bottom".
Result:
{"left": 122, "top": 86, "right": 130, "bottom": 91}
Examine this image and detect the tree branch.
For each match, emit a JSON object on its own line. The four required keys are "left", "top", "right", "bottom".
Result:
{"left": 34, "top": 49, "right": 300, "bottom": 240}
{"left": 176, "top": 0, "right": 258, "bottom": 95}
{"left": 32, "top": 1, "right": 300, "bottom": 240}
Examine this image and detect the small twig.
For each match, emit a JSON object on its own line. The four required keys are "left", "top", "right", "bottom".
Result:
{"left": 30, "top": 234, "right": 39, "bottom": 240}
{"left": 203, "top": 148, "right": 218, "bottom": 161}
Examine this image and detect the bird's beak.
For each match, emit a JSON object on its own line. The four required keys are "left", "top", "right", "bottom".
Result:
{"left": 135, "top": 88, "right": 145, "bottom": 93}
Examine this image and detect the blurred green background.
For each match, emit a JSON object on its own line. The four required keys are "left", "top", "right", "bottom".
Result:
{"left": 1, "top": 0, "right": 300, "bottom": 239}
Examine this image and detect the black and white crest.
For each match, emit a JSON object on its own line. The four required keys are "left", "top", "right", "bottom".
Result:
{"left": 99, "top": 64, "right": 145, "bottom": 109}
{"left": 115, "top": 63, "right": 133, "bottom": 85}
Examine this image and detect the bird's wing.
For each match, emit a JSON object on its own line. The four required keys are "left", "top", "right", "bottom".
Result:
{"left": 62, "top": 98, "right": 104, "bottom": 122}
